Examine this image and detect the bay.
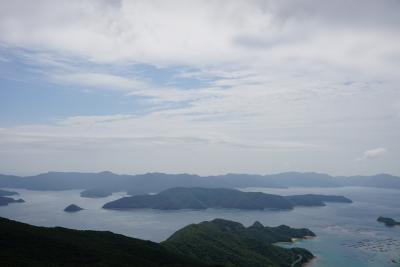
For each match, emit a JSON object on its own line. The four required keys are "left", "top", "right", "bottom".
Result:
{"left": 0, "top": 186, "right": 399, "bottom": 266}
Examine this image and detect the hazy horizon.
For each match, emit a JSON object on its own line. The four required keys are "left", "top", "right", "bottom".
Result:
{"left": 1, "top": 0, "right": 399, "bottom": 176}
{"left": 1, "top": 169, "right": 398, "bottom": 178}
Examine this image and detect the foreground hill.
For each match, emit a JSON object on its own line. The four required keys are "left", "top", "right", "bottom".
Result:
{"left": 103, "top": 187, "right": 352, "bottom": 210}
{"left": 0, "top": 172, "right": 398, "bottom": 197}
{"left": 163, "top": 219, "right": 314, "bottom": 267}
{"left": 0, "top": 217, "right": 314, "bottom": 267}
{"left": 0, "top": 217, "right": 209, "bottom": 267}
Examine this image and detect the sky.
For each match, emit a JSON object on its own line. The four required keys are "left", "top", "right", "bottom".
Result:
{"left": 0, "top": 0, "right": 399, "bottom": 176}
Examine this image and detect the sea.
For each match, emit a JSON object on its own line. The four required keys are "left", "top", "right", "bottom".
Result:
{"left": 0, "top": 186, "right": 399, "bottom": 267}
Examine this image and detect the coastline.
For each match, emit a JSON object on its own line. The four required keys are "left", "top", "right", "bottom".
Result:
{"left": 302, "top": 256, "right": 317, "bottom": 267}
{"left": 291, "top": 235, "right": 315, "bottom": 242}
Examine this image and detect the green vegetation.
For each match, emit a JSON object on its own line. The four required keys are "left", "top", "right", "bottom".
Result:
{"left": 0, "top": 217, "right": 315, "bottom": 267}
{"left": 163, "top": 218, "right": 314, "bottom": 267}
{"left": 377, "top": 216, "right": 400, "bottom": 227}
{"left": 103, "top": 187, "right": 352, "bottom": 210}
{"left": 0, "top": 217, "right": 209, "bottom": 267}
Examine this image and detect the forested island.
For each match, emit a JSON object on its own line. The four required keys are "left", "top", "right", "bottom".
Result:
{"left": 0, "top": 217, "right": 314, "bottom": 267}
{"left": 103, "top": 187, "right": 352, "bottom": 210}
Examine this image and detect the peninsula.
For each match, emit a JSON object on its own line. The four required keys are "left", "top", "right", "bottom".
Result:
{"left": 0, "top": 196, "right": 25, "bottom": 206}
{"left": 163, "top": 218, "right": 315, "bottom": 267}
{"left": 0, "top": 189, "right": 18, "bottom": 197}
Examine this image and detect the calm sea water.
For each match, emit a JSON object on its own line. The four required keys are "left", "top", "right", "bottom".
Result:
{"left": 0, "top": 186, "right": 399, "bottom": 266}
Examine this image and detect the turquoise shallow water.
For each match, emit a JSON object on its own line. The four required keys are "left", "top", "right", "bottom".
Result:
{"left": 0, "top": 186, "right": 399, "bottom": 266}
{"left": 244, "top": 187, "right": 400, "bottom": 267}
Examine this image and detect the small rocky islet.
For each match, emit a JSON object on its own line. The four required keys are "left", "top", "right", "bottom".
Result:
{"left": 377, "top": 216, "right": 400, "bottom": 227}
{"left": 64, "top": 204, "right": 84, "bottom": 213}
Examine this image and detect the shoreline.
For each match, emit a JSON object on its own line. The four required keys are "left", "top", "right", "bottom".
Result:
{"left": 291, "top": 235, "right": 315, "bottom": 242}
{"left": 302, "top": 256, "right": 317, "bottom": 267}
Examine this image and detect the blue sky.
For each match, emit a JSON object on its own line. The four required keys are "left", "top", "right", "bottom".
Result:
{"left": 0, "top": 0, "right": 399, "bottom": 176}
{"left": 0, "top": 48, "right": 213, "bottom": 126}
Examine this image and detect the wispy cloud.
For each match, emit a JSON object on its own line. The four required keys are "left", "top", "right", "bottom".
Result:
{"left": 357, "top": 147, "right": 387, "bottom": 161}
{"left": 51, "top": 72, "right": 147, "bottom": 91}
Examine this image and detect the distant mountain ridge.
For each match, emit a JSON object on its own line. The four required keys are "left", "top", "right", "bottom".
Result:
{"left": 102, "top": 187, "right": 352, "bottom": 210}
{"left": 0, "top": 171, "right": 399, "bottom": 197}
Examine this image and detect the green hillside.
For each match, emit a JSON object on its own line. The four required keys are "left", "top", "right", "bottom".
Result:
{"left": 0, "top": 217, "right": 314, "bottom": 267}
{"left": 0, "top": 217, "right": 207, "bottom": 267}
{"left": 163, "top": 219, "right": 314, "bottom": 267}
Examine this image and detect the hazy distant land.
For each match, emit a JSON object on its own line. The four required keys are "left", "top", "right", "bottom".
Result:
{"left": 0, "top": 189, "right": 18, "bottom": 197}
{"left": 0, "top": 171, "right": 399, "bottom": 198}
{"left": 0, "top": 189, "right": 25, "bottom": 206}
{"left": 0, "top": 197, "right": 25, "bottom": 206}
